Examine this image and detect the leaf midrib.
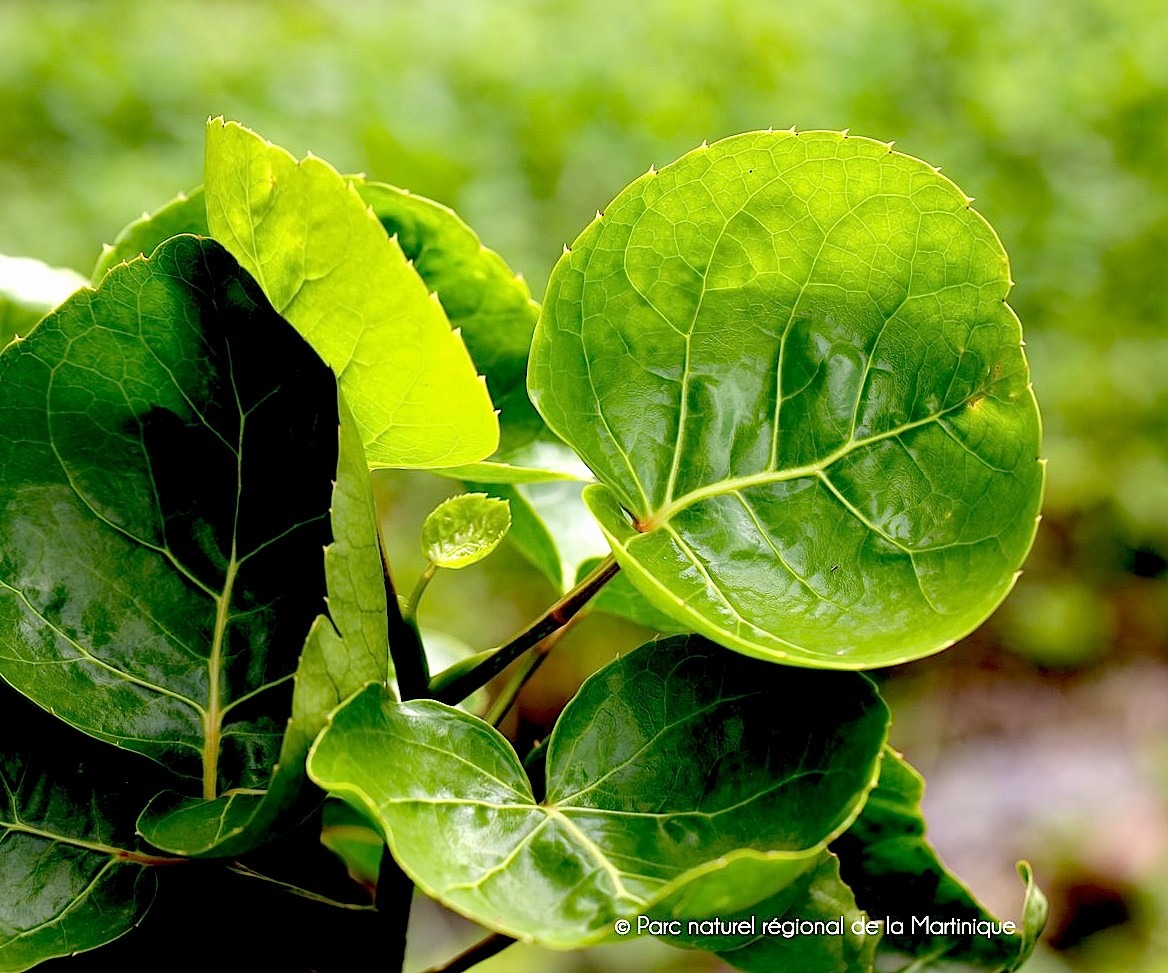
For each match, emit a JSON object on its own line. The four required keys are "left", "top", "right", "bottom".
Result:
{"left": 643, "top": 398, "right": 976, "bottom": 529}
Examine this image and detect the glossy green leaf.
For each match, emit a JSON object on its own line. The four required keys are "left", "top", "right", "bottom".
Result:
{"left": 0, "top": 255, "right": 86, "bottom": 348}
{"left": 358, "top": 179, "right": 543, "bottom": 459}
{"left": 137, "top": 393, "right": 390, "bottom": 857}
{"left": 91, "top": 188, "right": 208, "bottom": 283}
{"left": 0, "top": 235, "right": 337, "bottom": 802}
{"left": 529, "top": 130, "right": 1044, "bottom": 668}
{"left": 663, "top": 852, "right": 878, "bottom": 973}
{"left": 831, "top": 748, "right": 1047, "bottom": 971}
{"left": 309, "top": 634, "right": 888, "bottom": 947}
{"left": 204, "top": 118, "right": 498, "bottom": 469}
{"left": 0, "top": 694, "right": 163, "bottom": 971}
{"left": 420, "top": 493, "right": 511, "bottom": 569}
{"left": 575, "top": 556, "right": 691, "bottom": 634}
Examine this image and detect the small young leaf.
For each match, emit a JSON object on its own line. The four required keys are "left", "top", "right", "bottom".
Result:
{"left": 308, "top": 634, "right": 888, "bottom": 948}
{"left": 204, "top": 118, "right": 498, "bottom": 469}
{"left": 0, "top": 235, "right": 337, "bottom": 799}
{"left": 529, "top": 130, "right": 1044, "bottom": 669}
{"left": 421, "top": 493, "right": 511, "bottom": 569}
{"left": 0, "top": 254, "right": 86, "bottom": 348}
{"left": 831, "top": 748, "right": 1048, "bottom": 971}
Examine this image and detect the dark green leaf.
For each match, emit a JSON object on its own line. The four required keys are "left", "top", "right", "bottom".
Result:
{"left": 421, "top": 493, "right": 511, "bottom": 569}
{"left": 0, "top": 255, "right": 86, "bottom": 349}
{"left": 662, "top": 852, "right": 879, "bottom": 973}
{"left": 136, "top": 394, "right": 390, "bottom": 857}
{"left": 0, "top": 236, "right": 337, "bottom": 804}
{"left": 529, "top": 130, "right": 1044, "bottom": 668}
{"left": 90, "top": 189, "right": 208, "bottom": 284}
{"left": 204, "top": 119, "right": 498, "bottom": 469}
{"left": 308, "top": 634, "right": 888, "bottom": 947}
{"left": 831, "top": 748, "right": 1047, "bottom": 971}
{"left": 0, "top": 693, "right": 165, "bottom": 971}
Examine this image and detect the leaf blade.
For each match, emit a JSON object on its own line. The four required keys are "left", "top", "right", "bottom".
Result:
{"left": 308, "top": 634, "right": 888, "bottom": 947}
{"left": 529, "top": 130, "right": 1044, "bottom": 668}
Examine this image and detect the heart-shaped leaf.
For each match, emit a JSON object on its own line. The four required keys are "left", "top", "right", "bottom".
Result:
{"left": 0, "top": 692, "right": 168, "bottom": 971}
{"left": 136, "top": 394, "right": 391, "bottom": 857}
{"left": 831, "top": 748, "right": 1047, "bottom": 972}
{"left": 204, "top": 119, "right": 498, "bottom": 469}
{"left": 0, "top": 235, "right": 337, "bottom": 802}
{"left": 529, "top": 130, "right": 1044, "bottom": 668}
{"left": 421, "top": 493, "right": 511, "bottom": 569}
{"left": 309, "top": 634, "right": 888, "bottom": 947}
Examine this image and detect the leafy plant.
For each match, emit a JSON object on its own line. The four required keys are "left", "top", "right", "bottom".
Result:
{"left": 0, "top": 120, "right": 1045, "bottom": 972}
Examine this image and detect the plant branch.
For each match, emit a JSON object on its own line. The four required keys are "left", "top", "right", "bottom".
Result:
{"left": 376, "top": 516, "right": 430, "bottom": 700}
{"left": 422, "top": 932, "right": 516, "bottom": 973}
{"left": 433, "top": 555, "right": 620, "bottom": 706}
{"left": 376, "top": 849, "right": 415, "bottom": 973}
{"left": 485, "top": 610, "right": 588, "bottom": 727}
{"left": 405, "top": 560, "right": 438, "bottom": 619}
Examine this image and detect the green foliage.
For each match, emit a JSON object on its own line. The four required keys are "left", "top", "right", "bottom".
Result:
{"left": 531, "top": 131, "right": 1043, "bottom": 668}
{"left": 0, "top": 122, "right": 1045, "bottom": 972}
{"left": 421, "top": 493, "right": 512, "bottom": 569}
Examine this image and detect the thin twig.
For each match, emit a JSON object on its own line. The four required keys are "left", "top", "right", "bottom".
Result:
{"left": 422, "top": 933, "right": 516, "bottom": 973}
{"left": 433, "top": 555, "right": 619, "bottom": 706}
{"left": 227, "top": 862, "right": 376, "bottom": 911}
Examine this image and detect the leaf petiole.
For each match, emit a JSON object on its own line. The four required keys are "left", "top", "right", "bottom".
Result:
{"left": 422, "top": 932, "right": 515, "bottom": 973}
{"left": 405, "top": 560, "right": 438, "bottom": 620}
{"left": 432, "top": 555, "right": 619, "bottom": 706}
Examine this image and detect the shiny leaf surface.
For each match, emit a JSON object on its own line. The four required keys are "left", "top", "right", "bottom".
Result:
{"left": 204, "top": 119, "right": 498, "bottom": 469}
{"left": 0, "top": 235, "right": 337, "bottom": 801}
{"left": 664, "top": 852, "right": 878, "bottom": 973}
{"left": 420, "top": 493, "right": 511, "bottom": 569}
{"left": 832, "top": 748, "right": 1047, "bottom": 971}
{"left": 0, "top": 695, "right": 163, "bottom": 971}
{"left": 530, "top": 130, "right": 1044, "bottom": 668}
{"left": 309, "top": 634, "right": 888, "bottom": 947}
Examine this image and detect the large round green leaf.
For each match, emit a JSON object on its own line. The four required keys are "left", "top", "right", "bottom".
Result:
{"left": 309, "top": 634, "right": 888, "bottom": 947}
{"left": 529, "top": 130, "right": 1044, "bottom": 668}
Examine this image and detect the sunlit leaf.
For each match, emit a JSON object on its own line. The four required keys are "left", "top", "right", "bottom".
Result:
{"left": 0, "top": 235, "right": 337, "bottom": 803}
{"left": 309, "top": 634, "right": 888, "bottom": 947}
{"left": 421, "top": 493, "right": 511, "bottom": 569}
{"left": 530, "top": 130, "right": 1044, "bottom": 668}
{"left": 358, "top": 179, "right": 543, "bottom": 459}
{"left": 831, "top": 748, "right": 1047, "bottom": 971}
{"left": 204, "top": 119, "right": 498, "bottom": 469}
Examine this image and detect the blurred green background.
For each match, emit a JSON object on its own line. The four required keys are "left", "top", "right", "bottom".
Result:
{"left": 2, "top": 1, "right": 1166, "bottom": 970}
